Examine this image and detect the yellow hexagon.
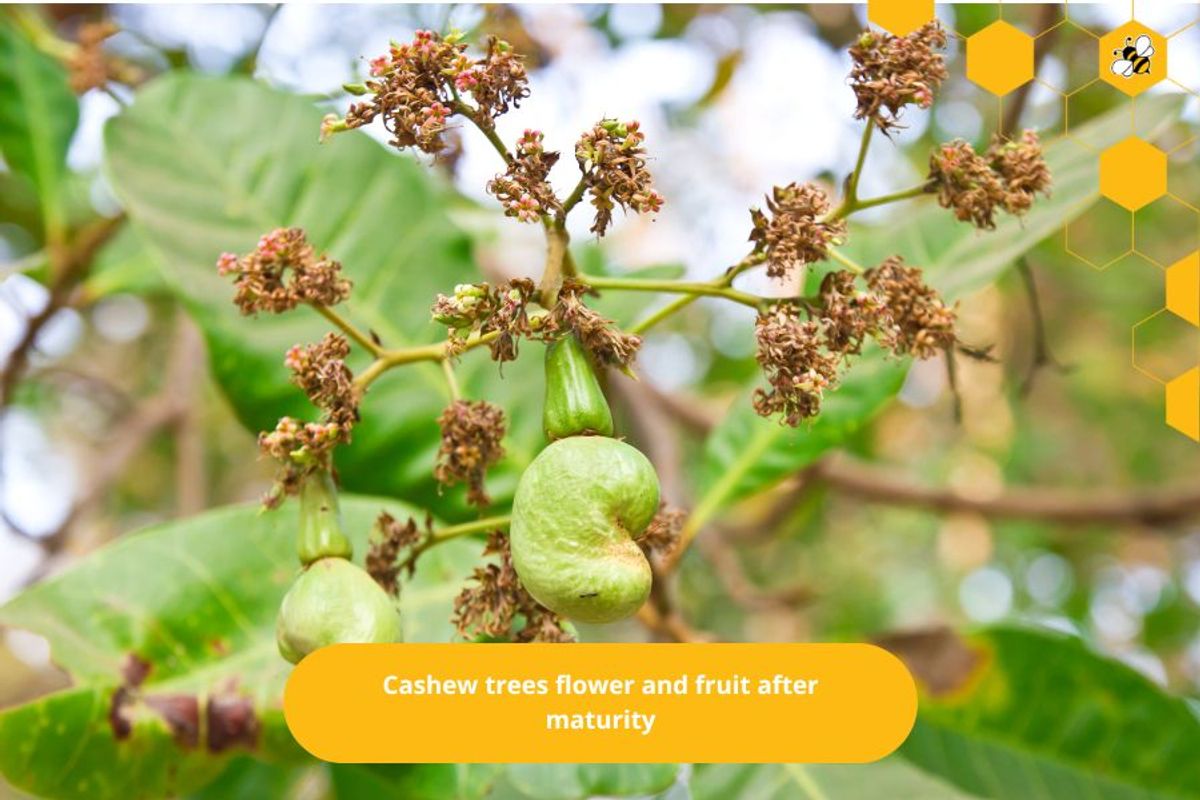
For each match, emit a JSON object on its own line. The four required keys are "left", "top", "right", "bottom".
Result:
{"left": 868, "top": 0, "right": 934, "bottom": 37}
{"left": 1099, "top": 137, "right": 1167, "bottom": 211}
{"left": 1100, "top": 21, "right": 1167, "bottom": 96}
{"left": 1166, "top": 367, "right": 1199, "bottom": 441}
{"left": 1167, "top": 251, "right": 1200, "bottom": 327}
{"left": 966, "top": 21, "right": 1035, "bottom": 96}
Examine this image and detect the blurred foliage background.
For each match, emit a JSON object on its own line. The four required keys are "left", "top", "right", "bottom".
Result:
{"left": 1, "top": 3, "right": 1200, "bottom": 799}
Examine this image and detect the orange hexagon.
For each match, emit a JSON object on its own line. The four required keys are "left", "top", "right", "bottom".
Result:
{"left": 867, "top": 0, "right": 934, "bottom": 37}
{"left": 1166, "top": 367, "right": 1199, "bottom": 441}
{"left": 1166, "top": 251, "right": 1200, "bottom": 327}
{"left": 1099, "top": 137, "right": 1167, "bottom": 211}
{"left": 966, "top": 21, "right": 1035, "bottom": 96}
{"left": 1099, "top": 21, "right": 1167, "bottom": 96}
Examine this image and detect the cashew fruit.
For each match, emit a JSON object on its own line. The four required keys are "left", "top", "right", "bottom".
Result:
{"left": 296, "top": 471, "right": 353, "bottom": 565}
{"left": 276, "top": 557, "right": 401, "bottom": 663}
{"left": 543, "top": 334, "right": 614, "bottom": 441}
{"left": 509, "top": 435, "right": 659, "bottom": 623}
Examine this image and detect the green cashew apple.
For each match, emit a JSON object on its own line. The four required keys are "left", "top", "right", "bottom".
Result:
{"left": 510, "top": 435, "right": 659, "bottom": 623}
{"left": 542, "top": 333, "right": 614, "bottom": 441}
{"left": 276, "top": 557, "right": 402, "bottom": 664}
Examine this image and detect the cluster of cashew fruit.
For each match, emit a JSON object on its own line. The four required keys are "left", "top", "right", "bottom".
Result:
{"left": 275, "top": 334, "right": 660, "bottom": 661}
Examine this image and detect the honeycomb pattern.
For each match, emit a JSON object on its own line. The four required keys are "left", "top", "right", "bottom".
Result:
{"left": 966, "top": 21, "right": 1035, "bottom": 96}
{"left": 868, "top": 0, "right": 934, "bottom": 37}
{"left": 955, "top": 2, "right": 1199, "bottom": 441}
{"left": 1099, "top": 137, "right": 1167, "bottom": 211}
{"left": 1099, "top": 21, "right": 1168, "bottom": 96}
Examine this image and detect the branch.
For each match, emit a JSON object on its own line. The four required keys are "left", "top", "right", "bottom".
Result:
{"left": 1, "top": 215, "right": 125, "bottom": 406}
{"left": 815, "top": 454, "right": 1200, "bottom": 526}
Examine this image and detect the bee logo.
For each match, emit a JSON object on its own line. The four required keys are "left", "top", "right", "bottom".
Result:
{"left": 1111, "top": 34, "right": 1154, "bottom": 78}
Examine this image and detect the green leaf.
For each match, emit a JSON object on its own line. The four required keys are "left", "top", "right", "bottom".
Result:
{"left": 695, "top": 348, "right": 907, "bottom": 523}
{"left": 895, "top": 624, "right": 1200, "bottom": 800}
{"left": 691, "top": 759, "right": 980, "bottom": 800}
{"left": 102, "top": 73, "right": 541, "bottom": 519}
{"left": 490, "top": 764, "right": 681, "bottom": 800}
{"left": 0, "top": 21, "right": 78, "bottom": 237}
{"left": 330, "top": 764, "right": 504, "bottom": 800}
{"left": 0, "top": 497, "right": 480, "bottom": 800}
{"left": 692, "top": 94, "right": 1184, "bottom": 517}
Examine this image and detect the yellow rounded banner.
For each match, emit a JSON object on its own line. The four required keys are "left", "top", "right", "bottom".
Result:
{"left": 284, "top": 643, "right": 916, "bottom": 763}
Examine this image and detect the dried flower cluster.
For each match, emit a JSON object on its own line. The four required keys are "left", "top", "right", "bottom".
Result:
{"left": 638, "top": 504, "right": 687, "bottom": 559}
{"left": 849, "top": 22, "right": 948, "bottom": 133}
{"left": 435, "top": 400, "right": 507, "bottom": 507}
{"left": 865, "top": 257, "right": 957, "bottom": 359}
{"left": 285, "top": 333, "right": 360, "bottom": 430}
{"left": 257, "top": 418, "right": 346, "bottom": 507}
{"left": 551, "top": 280, "right": 642, "bottom": 369}
{"left": 432, "top": 278, "right": 540, "bottom": 362}
{"left": 488, "top": 129, "right": 562, "bottom": 223}
{"left": 452, "top": 532, "right": 574, "bottom": 642}
{"left": 575, "top": 119, "right": 664, "bottom": 236}
{"left": 749, "top": 182, "right": 847, "bottom": 280}
{"left": 333, "top": 30, "right": 527, "bottom": 153}
{"left": 753, "top": 258, "right": 957, "bottom": 424}
{"left": 928, "top": 130, "right": 1051, "bottom": 229}
{"left": 753, "top": 305, "right": 843, "bottom": 425}
{"left": 432, "top": 279, "right": 640, "bottom": 369}
{"left": 68, "top": 21, "right": 119, "bottom": 94}
{"left": 217, "top": 228, "right": 351, "bottom": 315}
{"left": 366, "top": 512, "right": 425, "bottom": 595}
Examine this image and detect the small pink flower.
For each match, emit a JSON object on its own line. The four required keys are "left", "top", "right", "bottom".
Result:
{"left": 257, "top": 229, "right": 286, "bottom": 259}
{"left": 455, "top": 69, "right": 479, "bottom": 92}
{"left": 284, "top": 345, "right": 305, "bottom": 371}
{"left": 369, "top": 55, "right": 390, "bottom": 77}
{"left": 511, "top": 194, "right": 540, "bottom": 223}
{"left": 423, "top": 102, "right": 449, "bottom": 125}
{"left": 216, "top": 252, "right": 239, "bottom": 276}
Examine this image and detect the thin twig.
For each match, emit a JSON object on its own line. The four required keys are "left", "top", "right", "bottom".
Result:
{"left": 1015, "top": 257, "right": 1070, "bottom": 395}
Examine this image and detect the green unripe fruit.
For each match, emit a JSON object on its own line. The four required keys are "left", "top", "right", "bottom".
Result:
{"left": 543, "top": 334, "right": 614, "bottom": 441}
{"left": 297, "top": 472, "right": 353, "bottom": 566}
{"left": 276, "top": 557, "right": 401, "bottom": 664}
{"left": 510, "top": 436, "right": 659, "bottom": 623}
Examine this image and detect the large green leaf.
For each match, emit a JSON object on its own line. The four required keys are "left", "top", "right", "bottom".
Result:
{"left": 692, "top": 759, "right": 981, "bottom": 799}
{"left": 895, "top": 624, "right": 1200, "bottom": 800}
{"left": 692, "top": 93, "right": 1185, "bottom": 517}
{"left": 694, "top": 348, "right": 906, "bottom": 524}
{"left": 489, "top": 764, "right": 681, "bottom": 800}
{"left": 0, "top": 497, "right": 481, "bottom": 800}
{"left": 0, "top": 20, "right": 78, "bottom": 237}
{"left": 102, "top": 73, "right": 542, "bottom": 520}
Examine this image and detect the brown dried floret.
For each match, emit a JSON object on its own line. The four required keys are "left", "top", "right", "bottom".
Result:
{"left": 488, "top": 129, "right": 562, "bottom": 223}
{"left": 434, "top": 400, "right": 507, "bottom": 507}
{"left": 575, "top": 119, "right": 664, "bottom": 236}
{"left": 638, "top": 504, "right": 687, "bottom": 559}
{"left": 849, "top": 22, "right": 948, "bottom": 133}
{"left": 461, "top": 36, "right": 531, "bottom": 125}
{"left": 865, "top": 256, "right": 957, "bottom": 359}
{"left": 818, "top": 270, "right": 893, "bottom": 356}
{"left": 68, "top": 21, "right": 119, "bottom": 94}
{"left": 257, "top": 418, "right": 347, "bottom": 508}
{"left": 749, "top": 183, "right": 846, "bottom": 280}
{"left": 753, "top": 304, "right": 842, "bottom": 426}
{"left": 452, "top": 531, "right": 574, "bottom": 642}
{"left": 927, "top": 140, "right": 1008, "bottom": 230}
{"left": 284, "top": 333, "right": 360, "bottom": 429}
{"left": 987, "top": 129, "right": 1052, "bottom": 216}
{"left": 366, "top": 512, "right": 424, "bottom": 595}
{"left": 217, "top": 228, "right": 351, "bottom": 314}
{"left": 550, "top": 280, "right": 642, "bottom": 369}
